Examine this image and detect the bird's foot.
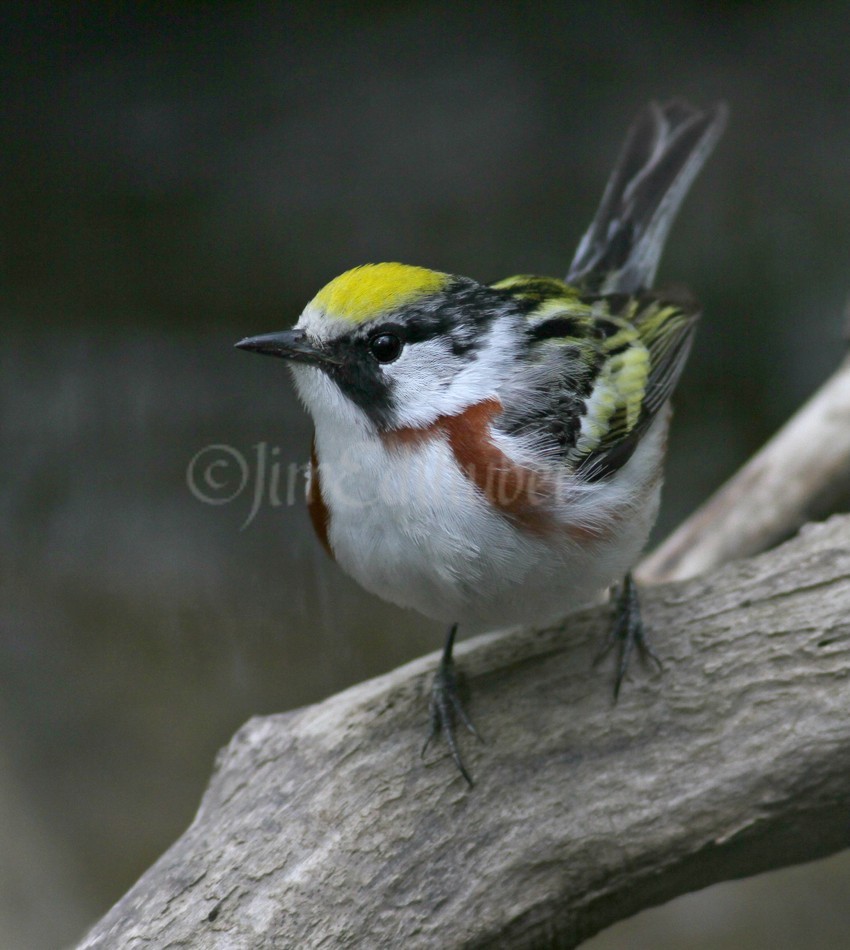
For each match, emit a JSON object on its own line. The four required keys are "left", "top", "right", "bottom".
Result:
{"left": 594, "top": 572, "right": 663, "bottom": 700}
{"left": 421, "top": 624, "right": 482, "bottom": 786}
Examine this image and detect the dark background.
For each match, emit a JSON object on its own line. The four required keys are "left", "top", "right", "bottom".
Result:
{"left": 2, "top": 3, "right": 850, "bottom": 947}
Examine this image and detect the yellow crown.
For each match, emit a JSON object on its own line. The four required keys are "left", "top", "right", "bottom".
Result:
{"left": 312, "top": 263, "right": 448, "bottom": 324}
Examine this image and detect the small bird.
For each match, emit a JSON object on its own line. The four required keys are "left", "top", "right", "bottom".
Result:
{"left": 237, "top": 100, "right": 727, "bottom": 784}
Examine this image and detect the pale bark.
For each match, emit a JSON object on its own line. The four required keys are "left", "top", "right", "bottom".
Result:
{"left": 78, "top": 515, "right": 850, "bottom": 949}
{"left": 639, "top": 355, "right": 850, "bottom": 583}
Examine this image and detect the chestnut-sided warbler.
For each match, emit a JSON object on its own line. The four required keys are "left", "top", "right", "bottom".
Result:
{"left": 237, "top": 100, "right": 727, "bottom": 784}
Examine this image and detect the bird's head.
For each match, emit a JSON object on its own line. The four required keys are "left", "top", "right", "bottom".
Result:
{"left": 236, "top": 263, "right": 522, "bottom": 432}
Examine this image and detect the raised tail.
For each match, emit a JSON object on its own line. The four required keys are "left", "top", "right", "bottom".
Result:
{"left": 567, "top": 100, "right": 728, "bottom": 294}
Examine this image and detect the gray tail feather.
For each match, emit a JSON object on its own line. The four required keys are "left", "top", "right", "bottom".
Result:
{"left": 567, "top": 99, "right": 728, "bottom": 294}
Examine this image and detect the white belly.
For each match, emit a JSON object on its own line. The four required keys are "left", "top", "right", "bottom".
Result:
{"left": 313, "top": 415, "right": 665, "bottom": 633}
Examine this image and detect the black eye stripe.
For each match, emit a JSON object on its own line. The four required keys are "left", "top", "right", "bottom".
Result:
{"left": 358, "top": 279, "right": 514, "bottom": 357}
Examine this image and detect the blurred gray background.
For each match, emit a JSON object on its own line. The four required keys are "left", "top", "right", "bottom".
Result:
{"left": 2, "top": 3, "right": 850, "bottom": 947}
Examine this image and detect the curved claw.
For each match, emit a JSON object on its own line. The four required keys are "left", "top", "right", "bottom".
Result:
{"left": 421, "top": 625, "right": 482, "bottom": 786}
{"left": 595, "top": 573, "right": 663, "bottom": 701}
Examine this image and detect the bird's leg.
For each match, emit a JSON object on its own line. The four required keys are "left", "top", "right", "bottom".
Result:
{"left": 595, "top": 572, "right": 663, "bottom": 700}
{"left": 421, "top": 623, "right": 482, "bottom": 786}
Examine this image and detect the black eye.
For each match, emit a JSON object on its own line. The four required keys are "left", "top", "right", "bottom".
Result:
{"left": 368, "top": 333, "right": 403, "bottom": 364}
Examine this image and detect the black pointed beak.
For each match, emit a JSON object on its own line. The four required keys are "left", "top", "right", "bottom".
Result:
{"left": 234, "top": 329, "right": 339, "bottom": 366}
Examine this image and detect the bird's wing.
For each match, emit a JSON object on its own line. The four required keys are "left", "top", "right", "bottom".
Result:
{"left": 571, "top": 290, "right": 699, "bottom": 479}
{"left": 493, "top": 277, "right": 699, "bottom": 481}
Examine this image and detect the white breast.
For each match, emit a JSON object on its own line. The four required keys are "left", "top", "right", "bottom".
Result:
{"left": 297, "top": 365, "right": 667, "bottom": 632}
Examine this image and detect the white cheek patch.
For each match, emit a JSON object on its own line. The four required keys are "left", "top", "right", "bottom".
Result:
{"left": 383, "top": 339, "right": 458, "bottom": 428}
{"left": 453, "top": 318, "right": 517, "bottom": 398}
{"left": 384, "top": 321, "right": 520, "bottom": 429}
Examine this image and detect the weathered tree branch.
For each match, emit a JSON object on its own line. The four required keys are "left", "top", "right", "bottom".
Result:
{"left": 79, "top": 514, "right": 850, "bottom": 949}
{"left": 78, "top": 340, "right": 850, "bottom": 947}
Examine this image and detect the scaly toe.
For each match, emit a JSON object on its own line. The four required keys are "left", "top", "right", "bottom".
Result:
{"left": 421, "top": 656, "right": 480, "bottom": 786}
